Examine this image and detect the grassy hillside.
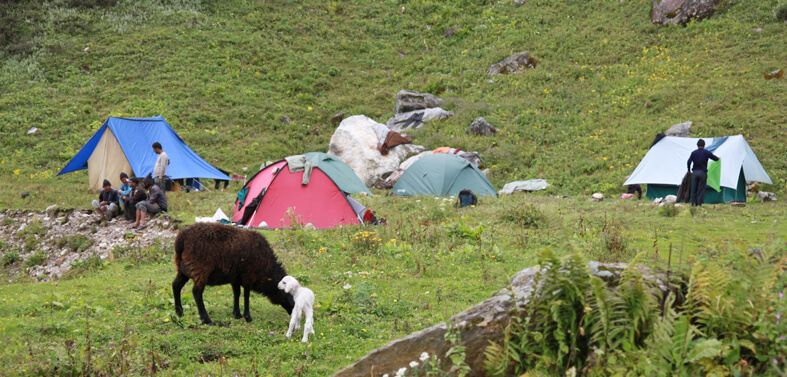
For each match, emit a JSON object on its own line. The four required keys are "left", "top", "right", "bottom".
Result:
{"left": 1, "top": 0, "right": 786, "bottom": 199}
{"left": 2, "top": 0, "right": 787, "bottom": 375}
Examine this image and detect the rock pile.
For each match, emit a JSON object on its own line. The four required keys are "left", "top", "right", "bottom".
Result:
{"left": 0, "top": 208, "right": 178, "bottom": 282}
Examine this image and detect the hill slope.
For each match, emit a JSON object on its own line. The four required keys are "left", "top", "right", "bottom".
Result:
{"left": 1, "top": 0, "right": 786, "bottom": 201}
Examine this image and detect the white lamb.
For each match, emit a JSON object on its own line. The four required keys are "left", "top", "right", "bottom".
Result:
{"left": 277, "top": 275, "right": 315, "bottom": 342}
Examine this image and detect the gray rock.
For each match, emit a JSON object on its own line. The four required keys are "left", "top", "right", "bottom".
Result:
{"left": 27, "top": 127, "right": 39, "bottom": 135}
{"left": 332, "top": 262, "right": 658, "bottom": 377}
{"left": 651, "top": 0, "right": 720, "bottom": 25}
{"left": 442, "top": 25, "right": 460, "bottom": 37}
{"left": 486, "top": 51, "right": 537, "bottom": 75}
{"left": 280, "top": 115, "right": 292, "bottom": 124}
{"left": 465, "top": 117, "right": 498, "bottom": 136}
{"left": 328, "top": 115, "right": 425, "bottom": 186}
{"left": 393, "top": 90, "right": 444, "bottom": 114}
{"left": 331, "top": 112, "right": 347, "bottom": 126}
{"left": 666, "top": 121, "right": 692, "bottom": 137}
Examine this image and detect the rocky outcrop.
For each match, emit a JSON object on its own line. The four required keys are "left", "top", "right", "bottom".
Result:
{"left": 0, "top": 208, "right": 178, "bottom": 282}
{"left": 328, "top": 115, "right": 424, "bottom": 187}
{"left": 332, "top": 262, "right": 655, "bottom": 377}
{"left": 666, "top": 121, "right": 692, "bottom": 137}
{"left": 651, "top": 0, "right": 720, "bottom": 25}
{"left": 393, "top": 90, "right": 444, "bottom": 114}
{"left": 765, "top": 68, "right": 784, "bottom": 80}
{"left": 466, "top": 117, "right": 498, "bottom": 136}
{"left": 486, "top": 52, "right": 537, "bottom": 75}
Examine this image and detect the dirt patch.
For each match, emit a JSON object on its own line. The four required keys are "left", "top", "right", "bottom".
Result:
{"left": 0, "top": 207, "right": 180, "bottom": 282}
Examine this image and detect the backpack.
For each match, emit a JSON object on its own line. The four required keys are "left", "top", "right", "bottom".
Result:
{"left": 456, "top": 189, "right": 478, "bottom": 208}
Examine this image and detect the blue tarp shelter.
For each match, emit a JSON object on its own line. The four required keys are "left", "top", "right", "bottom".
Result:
{"left": 624, "top": 135, "right": 771, "bottom": 203}
{"left": 58, "top": 116, "right": 230, "bottom": 189}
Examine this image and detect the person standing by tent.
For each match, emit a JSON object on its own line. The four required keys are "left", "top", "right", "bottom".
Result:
{"left": 152, "top": 142, "right": 169, "bottom": 190}
{"left": 687, "top": 139, "right": 720, "bottom": 207}
{"left": 132, "top": 176, "right": 167, "bottom": 231}
{"left": 92, "top": 179, "right": 119, "bottom": 221}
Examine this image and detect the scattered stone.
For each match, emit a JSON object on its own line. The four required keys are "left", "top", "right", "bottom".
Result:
{"left": 590, "top": 193, "right": 604, "bottom": 202}
{"left": 486, "top": 51, "right": 537, "bottom": 75}
{"left": 651, "top": 0, "right": 721, "bottom": 25}
{"left": 392, "top": 90, "right": 444, "bottom": 115}
{"left": 753, "top": 27, "right": 763, "bottom": 32}
{"left": 730, "top": 201, "right": 746, "bottom": 207}
{"left": 280, "top": 115, "right": 292, "bottom": 124}
{"left": 0, "top": 209, "right": 179, "bottom": 283}
{"left": 303, "top": 223, "right": 316, "bottom": 230}
{"left": 21, "top": 191, "right": 30, "bottom": 199}
{"left": 757, "top": 191, "right": 777, "bottom": 202}
{"left": 331, "top": 112, "right": 347, "bottom": 126}
{"left": 666, "top": 121, "right": 692, "bottom": 137}
{"left": 442, "top": 26, "right": 459, "bottom": 37}
{"left": 465, "top": 117, "right": 498, "bottom": 136}
{"left": 765, "top": 68, "right": 784, "bottom": 80}
{"left": 27, "top": 127, "right": 39, "bottom": 135}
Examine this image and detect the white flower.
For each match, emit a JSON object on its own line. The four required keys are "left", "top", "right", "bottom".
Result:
{"left": 395, "top": 367, "right": 407, "bottom": 377}
{"left": 409, "top": 361, "right": 419, "bottom": 368}
{"left": 419, "top": 352, "right": 429, "bottom": 361}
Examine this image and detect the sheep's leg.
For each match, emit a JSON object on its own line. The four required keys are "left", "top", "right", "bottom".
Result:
{"left": 192, "top": 285, "right": 214, "bottom": 325}
{"left": 231, "top": 283, "right": 243, "bottom": 319}
{"left": 302, "top": 306, "right": 314, "bottom": 343}
{"left": 287, "top": 303, "right": 303, "bottom": 338}
{"left": 172, "top": 273, "right": 189, "bottom": 317}
{"left": 243, "top": 286, "right": 252, "bottom": 323}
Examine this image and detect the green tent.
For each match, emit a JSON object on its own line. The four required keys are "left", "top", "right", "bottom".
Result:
{"left": 392, "top": 153, "right": 497, "bottom": 197}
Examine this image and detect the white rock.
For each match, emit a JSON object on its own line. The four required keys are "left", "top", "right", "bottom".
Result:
{"left": 328, "top": 115, "right": 424, "bottom": 186}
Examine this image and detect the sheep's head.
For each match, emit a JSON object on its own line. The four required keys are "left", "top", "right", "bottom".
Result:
{"left": 278, "top": 275, "right": 300, "bottom": 294}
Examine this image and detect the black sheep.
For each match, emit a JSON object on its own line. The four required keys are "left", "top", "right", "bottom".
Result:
{"left": 172, "top": 223, "right": 294, "bottom": 325}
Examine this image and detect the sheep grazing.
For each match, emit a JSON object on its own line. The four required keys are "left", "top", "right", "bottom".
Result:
{"left": 172, "top": 223, "right": 295, "bottom": 325}
{"left": 278, "top": 276, "right": 315, "bottom": 342}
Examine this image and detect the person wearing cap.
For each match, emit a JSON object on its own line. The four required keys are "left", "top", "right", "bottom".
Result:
{"left": 152, "top": 142, "right": 169, "bottom": 189}
{"left": 92, "top": 179, "right": 120, "bottom": 220}
{"left": 687, "top": 139, "right": 720, "bottom": 207}
{"left": 116, "top": 172, "right": 132, "bottom": 210}
{"left": 131, "top": 176, "right": 168, "bottom": 231}
{"left": 122, "top": 177, "right": 147, "bottom": 222}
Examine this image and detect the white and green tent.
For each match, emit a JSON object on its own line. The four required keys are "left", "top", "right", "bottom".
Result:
{"left": 624, "top": 135, "right": 771, "bottom": 203}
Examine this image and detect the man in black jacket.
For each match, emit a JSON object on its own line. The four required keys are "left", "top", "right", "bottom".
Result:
{"left": 687, "top": 139, "right": 720, "bottom": 206}
{"left": 91, "top": 179, "right": 119, "bottom": 220}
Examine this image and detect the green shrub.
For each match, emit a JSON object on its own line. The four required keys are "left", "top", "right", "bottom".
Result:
{"left": 24, "top": 250, "right": 48, "bottom": 267}
{"left": 501, "top": 203, "right": 546, "bottom": 228}
{"left": 775, "top": 3, "right": 787, "bottom": 22}
{"left": 658, "top": 203, "right": 679, "bottom": 217}
{"left": 1, "top": 248, "right": 20, "bottom": 266}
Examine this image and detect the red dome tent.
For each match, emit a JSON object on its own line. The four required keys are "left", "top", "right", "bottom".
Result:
{"left": 232, "top": 157, "right": 366, "bottom": 229}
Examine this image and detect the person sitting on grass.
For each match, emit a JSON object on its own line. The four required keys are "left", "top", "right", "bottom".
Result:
{"left": 116, "top": 172, "right": 132, "bottom": 209}
{"left": 92, "top": 179, "right": 119, "bottom": 221}
{"left": 131, "top": 176, "right": 167, "bottom": 231}
{"left": 122, "top": 177, "right": 147, "bottom": 222}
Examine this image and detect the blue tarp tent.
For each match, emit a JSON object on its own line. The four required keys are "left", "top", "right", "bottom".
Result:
{"left": 58, "top": 116, "right": 230, "bottom": 189}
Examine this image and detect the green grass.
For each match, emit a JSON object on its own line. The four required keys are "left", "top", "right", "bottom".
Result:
{"left": 2, "top": 0, "right": 787, "bottom": 374}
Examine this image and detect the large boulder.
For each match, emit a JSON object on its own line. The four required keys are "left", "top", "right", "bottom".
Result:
{"left": 393, "top": 90, "right": 444, "bottom": 114}
{"left": 328, "top": 115, "right": 425, "bottom": 187}
{"left": 486, "top": 51, "right": 537, "bottom": 75}
{"left": 331, "top": 262, "right": 657, "bottom": 377}
{"left": 651, "top": 0, "right": 720, "bottom": 25}
{"left": 387, "top": 108, "right": 455, "bottom": 132}
{"left": 666, "top": 121, "right": 692, "bottom": 137}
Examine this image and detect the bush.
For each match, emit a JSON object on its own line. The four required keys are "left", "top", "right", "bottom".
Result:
{"left": 25, "top": 250, "right": 48, "bottom": 267}
{"left": 658, "top": 203, "right": 679, "bottom": 217}
{"left": 775, "top": 3, "right": 787, "bottom": 22}
{"left": 501, "top": 203, "right": 546, "bottom": 228}
{"left": 1, "top": 249, "right": 20, "bottom": 266}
